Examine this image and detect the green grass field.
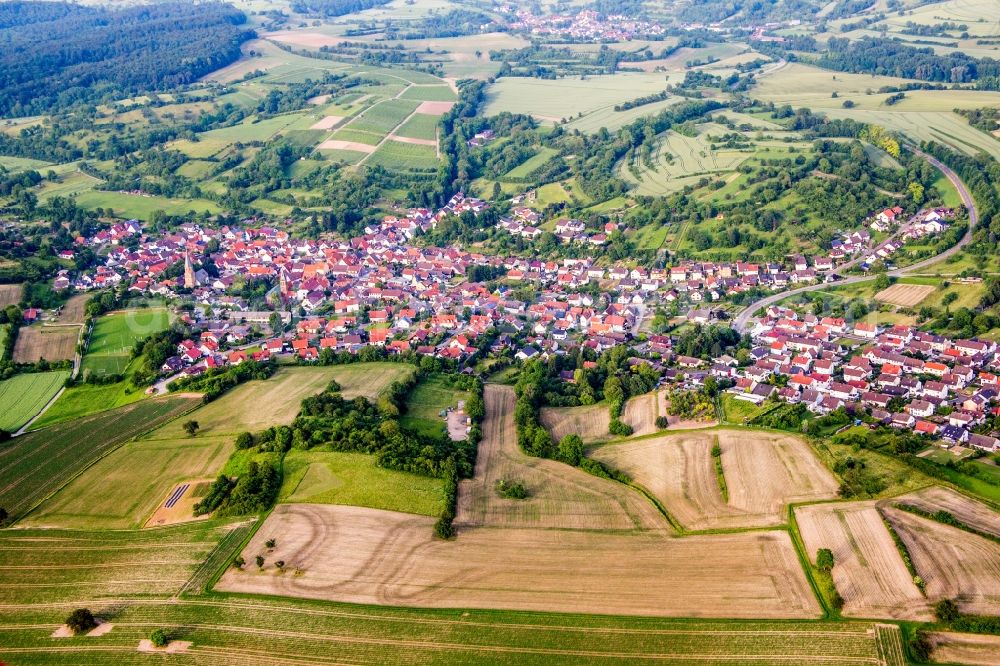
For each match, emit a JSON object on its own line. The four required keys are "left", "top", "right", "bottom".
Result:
{"left": 394, "top": 112, "right": 440, "bottom": 141}
{"left": 400, "top": 374, "right": 470, "bottom": 438}
{"left": 81, "top": 307, "right": 170, "bottom": 377}
{"left": 73, "top": 190, "right": 221, "bottom": 220}
{"left": 0, "top": 597, "right": 902, "bottom": 664}
{"left": 347, "top": 99, "right": 420, "bottom": 135}
{"left": 0, "top": 395, "right": 201, "bottom": 521}
{"left": 367, "top": 139, "right": 438, "bottom": 171}
{"left": 0, "top": 519, "right": 248, "bottom": 604}
{"left": 399, "top": 85, "right": 457, "bottom": 102}
{"left": 504, "top": 147, "right": 558, "bottom": 180}
{"left": 24, "top": 434, "right": 234, "bottom": 529}
{"left": 279, "top": 449, "right": 445, "bottom": 516}
{"left": 30, "top": 376, "right": 149, "bottom": 428}
{"left": 0, "top": 371, "right": 68, "bottom": 432}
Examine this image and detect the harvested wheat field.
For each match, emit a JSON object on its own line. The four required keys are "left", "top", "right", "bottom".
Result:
{"left": 309, "top": 115, "right": 344, "bottom": 130}
{"left": 217, "top": 503, "right": 820, "bottom": 619}
{"left": 457, "top": 385, "right": 665, "bottom": 530}
{"left": 927, "top": 632, "right": 1000, "bottom": 666}
{"left": 593, "top": 429, "right": 838, "bottom": 530}
{"left": 390, "top": 135, "right": 437, "bottom": 147}
{"left": 796, "top": 502, "right": 932, "bottom": 621}
{"left": 317, "top": 139, "right": 376, "bottom": 153}
{"left": 0, "top": 283, "right": 21, "bottom": 307}
{"left": 882, "top": 506, "right": 1000, "bottom": 616}
{"left": 875, "top": 283, "right": 935, "bottom": 307}
{"left": 890, "top": 486, "right": 1000, "bottom": 539}
{"left": 56, "top": 294, "right": 88, "bottom": 324}
{"left": 415, "top": 101, "right": 455, "bottom": 115}
{"left": 12, "top": 326, "right": 78, "bottom": 363}
{"left": 540, "top": 391, "right": 659, "bottom": 443}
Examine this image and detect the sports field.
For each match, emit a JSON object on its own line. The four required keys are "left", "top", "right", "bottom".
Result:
{"left": 81, "top": 306, "right": 170, "bottom": 376}
{"left": 279, "top": 450, "right": 445, "bottom": 516}
{"left": 0, "top": 370, "right": 68, "bottom": 432}
{"left": 0, "top": 395, "right": 201, "bottom": 521}
{"left": 593, "top": 429, "right": 839, "bottom": 530}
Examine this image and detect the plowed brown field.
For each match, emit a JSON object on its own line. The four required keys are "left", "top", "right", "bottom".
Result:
{"left": 796, "top": 501, "right": 932, "bottom": 621}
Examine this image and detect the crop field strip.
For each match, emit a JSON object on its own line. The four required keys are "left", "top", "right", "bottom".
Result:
{"left": 0, "top": 395, "right": 202, "bottom": 520}
{"left": 0, "top": 595, "right": 893, "bottom": 666}
{"left": 0, "top": 370, "right": 69, "bottom": 432}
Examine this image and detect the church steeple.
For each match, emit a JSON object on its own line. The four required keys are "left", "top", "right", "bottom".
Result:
{"left": 184, "top": 250, "right": 196, "bottom": 289}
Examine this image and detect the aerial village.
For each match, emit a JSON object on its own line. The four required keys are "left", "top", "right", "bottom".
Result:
{"left": 51, "top": 191, "right": 998, "bottom": 454}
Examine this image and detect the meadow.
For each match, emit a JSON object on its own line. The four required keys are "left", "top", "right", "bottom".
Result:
{"left": 0, "top": 370, "right": 68, "bottom": 432}
{"left": 279, "top": 449, "right": 445, "bottom": 516}
{"left": 152, "top": 363, "right": 413, "bottom": 439}
{"left": 482, "top": 73, "right": 681, "bottom": 126}
{"left": 23, "top": 433, "right": 234, "bottom": 530}
{"left": 0, "top": 395, "right": 201, "bottom": 521}
{"left": 80, "top": 306, "right": 170, "bottom": 377}
{"left": 400, "top": 374, "right": 469, "bottom": 439}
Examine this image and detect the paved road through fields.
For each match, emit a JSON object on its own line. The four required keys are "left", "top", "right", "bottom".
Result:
{"left": 732, "top": 146, "right": 978, "bottom": 333}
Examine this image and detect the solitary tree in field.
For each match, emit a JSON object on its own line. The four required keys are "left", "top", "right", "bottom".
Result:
{"left": 0, "top": 507, "right": 8, "bottom": 526}
{"left": 265, "top": 538, "right": 276, "bottom": 549}
{"left": 275, "top": 560, "right": 285, "bottom": 571}
{"left": 255, "top": 555, "right": 265, "bottom": 569}
{"left": 182, "top": 420, "right": 200, "bottom": 437}
{"left": 232, "top": 556, "right": 245, "bottom": 569}
{"left": 816, "top": 548, "right": 835, "bottom": 572}
{"left": 66, "top": 608, "right": 97, "bottom": 635}
{"left": 150, "top": 629, "right": 168, "bottom": 648}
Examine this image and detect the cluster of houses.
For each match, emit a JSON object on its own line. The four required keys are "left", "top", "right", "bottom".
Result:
{"left": 503, "top": 7, "right": 665, "bottom": 41}
{"left": 496, "top": 206, "right": 616, "bottom": 246}
{"left": 726, "top": 306, "right": 1000, "bottom": 453}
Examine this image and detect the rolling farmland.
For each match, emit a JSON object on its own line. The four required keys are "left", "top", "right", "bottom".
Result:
{"left": 0, "top": 370, "right": 68, "bottom": 432}
{"left": 0, "top": 395, "right": 201, "bottom": 521}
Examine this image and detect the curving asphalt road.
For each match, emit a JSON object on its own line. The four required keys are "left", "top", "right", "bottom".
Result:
{"left": 732, "top": 146, "right": 978, "bottom": 333}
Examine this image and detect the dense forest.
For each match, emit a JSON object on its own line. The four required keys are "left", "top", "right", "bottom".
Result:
{"left": 0, "top": 1, "right": 254, "bottom": 117}
{"left": 290, "top": 0, "right": 390, "bottom": 17}
{"left": 818, "top": 37, "right": 1000, "bottom": 86}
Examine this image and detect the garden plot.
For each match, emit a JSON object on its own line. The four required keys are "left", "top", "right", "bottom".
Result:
{"left": 593, "top": 429, "right": 838, "bottom": 530}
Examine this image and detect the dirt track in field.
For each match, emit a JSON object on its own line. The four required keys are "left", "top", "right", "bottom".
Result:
{"left": 217, "top": 503, "right": 821, "bottom": 619}
{"left": 883, "top": 506, "right": 1000, "bottom": 616}
{"left": 456, "top": 385, "right": 665, "bottom": 530}
{"left": 594, "top": 429, "right": 838, "bottom": 530}
{"left": 796, "top": 502, "right": 932, "bottom": 621}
